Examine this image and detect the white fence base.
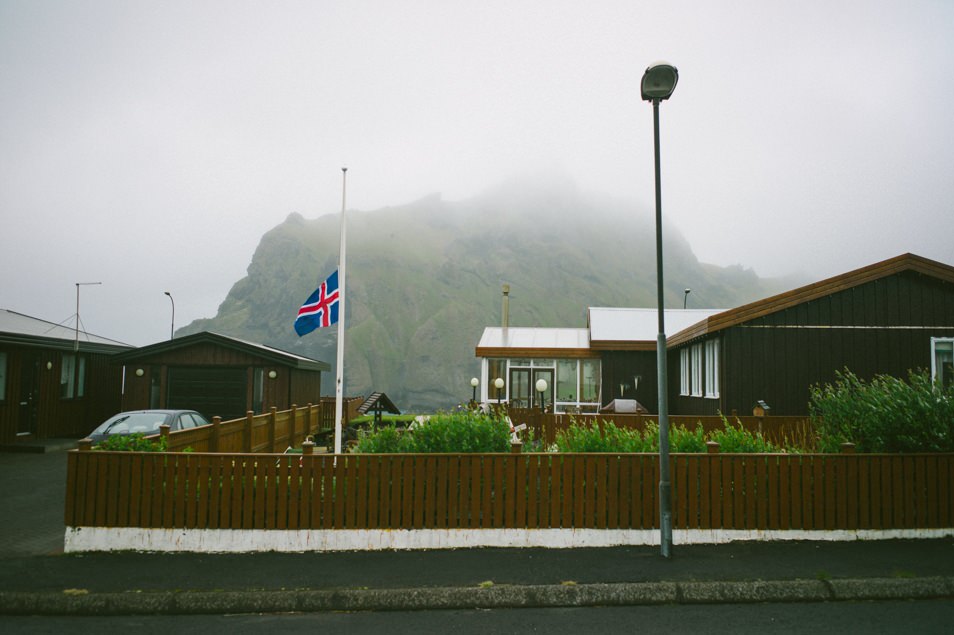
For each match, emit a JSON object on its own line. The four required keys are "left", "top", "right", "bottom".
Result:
{"left": 64, "top": 526, "right": 954, "bottom": 553}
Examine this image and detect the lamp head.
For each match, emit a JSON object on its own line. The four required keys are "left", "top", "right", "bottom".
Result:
{"left": 535, "top": 378, "right": 548, "bottom": 393}
{"left": 494, "top": 377, "right": 505, "bottom": 389}
{"left": 641, "top": 63, "right": 678, "bottom": 101}
{"left": 471, "top": 377, "right": 479, "bottom": 387}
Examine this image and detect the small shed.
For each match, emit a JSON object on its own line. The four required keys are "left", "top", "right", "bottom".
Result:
{"left": 356, "top": 392, "right": 401, "bottom": 425}
{"left": 114, "top": 331, "right": 329, "bottom": 421}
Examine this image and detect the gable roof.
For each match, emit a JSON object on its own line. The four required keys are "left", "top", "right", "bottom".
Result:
{"left": 0, "top": 308, "right": 132, "bottom": 353}
{"left": 588, "top": 307, "right": 723, "bottom": 351}
{"left": 113, "top": 331, "right": 330, "bottom": 371}
{"left": 668, "top": 253, "right": 954, "bottom": 347}
{"left": 475, "top": 326, "right": 594, "bottom": 358}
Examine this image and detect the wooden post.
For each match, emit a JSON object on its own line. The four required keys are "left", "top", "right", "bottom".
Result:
{"left": 302, "top": 438, "right": 315, "bottom": 455}
{"left": 706, "top": 440, "right": 721, "bottom": 454}
{"left": 290, "top": 404, "right": 298, "bottom": 446}
{"left": 159, "top": 424, "right": 171, "bottom": 450}
{"left": 267, "top": 409, "right": 276, "bottom": 453}
{"left": 244, "top": 411, "right": 254, "bottom": 453}
{"left": 78, "top": 438, "right": 92, "bottom": 452}
{"left": 840, "top": 442, "right": 856, "bottom": 454}
{"left": 210, "top": 416, "right": 221, "bottom": 453}
{"left": 511, "top": 441, "right": 523, "bottom": 454}
{"left": 305, "top": 403, "right": 313, "bottom": 436}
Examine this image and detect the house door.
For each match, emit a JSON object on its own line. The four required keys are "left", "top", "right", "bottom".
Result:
{"left": 509, "top": 368, "right": 530, "bottom": 408}
{"left": 18, "top": 354, "right": 39, "bottom": 435}
{"left": 531, "top": 369, "right": 554, "bottom": 411}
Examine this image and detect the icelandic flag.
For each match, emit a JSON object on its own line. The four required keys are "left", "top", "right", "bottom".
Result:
{"left": 294, "top": 270, "right": 340, "bottom": 336}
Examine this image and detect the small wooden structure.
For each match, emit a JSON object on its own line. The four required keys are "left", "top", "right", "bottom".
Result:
{"left": 356, "top": 392, "right": 400, "bottom": 425}
{"left": 114, "top": 331, "right": 329, "bottom": 421}
{"left": 0, "top": 309, "right": 130, "bottom": 444}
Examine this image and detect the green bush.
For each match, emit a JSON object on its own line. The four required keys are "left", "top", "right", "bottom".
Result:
{"left": 93, "top": 433, "right": 167, "bottom": 452}
{"left": 809, "top": 369, "right": 954, "bottom": 453}
{"left": 354, "top": 410, "right": 511, "bottom": 453}
{"left": 553, "top": 417, "right": 783, "bottom": 453}
{"left": 708, "top": 416, "right": 781, "bottom": 453}
{"left": 554, "top": 419, "right": 652, "bottom": 452}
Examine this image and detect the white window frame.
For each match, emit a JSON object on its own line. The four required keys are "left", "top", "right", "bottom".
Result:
{"left": 679, "top": 348, "right": 690, "bottom": 396}
{"left": 705, "top": 339, "right": 720, "bottom": 398}
{"left": 690, "top": 343, "right": 703, "bottom": 397}
{"left": 931, "top": 337, "right": 954, "bottom": 388}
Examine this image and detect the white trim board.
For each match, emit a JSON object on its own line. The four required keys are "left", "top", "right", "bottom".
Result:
{"left": 64, "top": 527, "right": 954, "bottom": 553}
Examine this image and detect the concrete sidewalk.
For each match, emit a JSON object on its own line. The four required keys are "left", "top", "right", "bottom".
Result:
{"left": 1, "top": 447, "right": 952, "bottom": 615}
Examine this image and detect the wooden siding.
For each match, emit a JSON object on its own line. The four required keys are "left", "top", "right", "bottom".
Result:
{"left": 0, "top": 345, "right": 122, "bottom": 443}
{"left": 598, "top": 350, "right": 660, "bottom": 413}
{"left": 671, "top": 270, "right": 954, "bottom": 416}
{"left": 65, "top": 450, "right": 954, "bottom": 532}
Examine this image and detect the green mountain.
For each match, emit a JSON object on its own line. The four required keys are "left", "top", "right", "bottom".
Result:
{"left": 180, "top": 177, "right": 799, "bottom": 412}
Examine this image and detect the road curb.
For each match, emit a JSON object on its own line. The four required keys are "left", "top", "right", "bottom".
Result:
{"left": 1, "top": 577, "right": 952, "bottom": 616}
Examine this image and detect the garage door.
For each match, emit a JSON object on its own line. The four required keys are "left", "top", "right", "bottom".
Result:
{"left": 167, "top": 366, "right": 248, "bottom": 421}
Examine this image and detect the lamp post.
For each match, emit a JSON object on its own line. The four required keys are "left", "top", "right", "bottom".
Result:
{"left": 470, "top": 377, "right": 479, "bottom": 403}
{"left": 642, "top": 61, "right": 678, "bottom": 559}
{"left": 684, "top": 288, "right": 691, "bottom": 309}
{"left": 494, "top": 377, "right": 505, "bottom": 404}
{"left": 535, "top": 378, "right": 548, "bottom": 413}
{"left": 164, "top": 292, "right": 175, "bottom": 340}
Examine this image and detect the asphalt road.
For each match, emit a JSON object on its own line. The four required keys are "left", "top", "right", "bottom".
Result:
{"left": 3, "top": 599, "right": 954, "bottom": 634}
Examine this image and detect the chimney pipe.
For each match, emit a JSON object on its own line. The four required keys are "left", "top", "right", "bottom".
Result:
{"left": 501, "top": 283, "right": 510, "bottom": 330}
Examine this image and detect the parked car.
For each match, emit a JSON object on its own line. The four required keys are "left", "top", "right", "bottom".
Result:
{"left": 87, "top": 409, "right": 210, "bottom": 444}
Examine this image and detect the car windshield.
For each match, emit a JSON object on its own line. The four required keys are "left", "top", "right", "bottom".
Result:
{"left": 93, "top": 413, "right": 168, "bottom": 436}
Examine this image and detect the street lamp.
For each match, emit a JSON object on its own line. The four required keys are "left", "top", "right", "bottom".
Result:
{"left": 684, "top": 288, "right": 691, "bottom": 309}
{"left": 470, "top": 377, "right": 479, "bottom": 403}
{"left": 164, "top": 292, "right": 175, "bottom": 340}
{"left": 535, "top": 378, "right": 548, "bottom": 413}
{"left": 494, "top": 377, "right": 505, "bottom": 403}
{"left": 642, "top": 61, "right": 678, "bottom": 559}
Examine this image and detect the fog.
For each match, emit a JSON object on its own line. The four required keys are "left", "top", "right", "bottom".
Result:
{"left": 2, "top": 1, "right": 952, "bottom": 346}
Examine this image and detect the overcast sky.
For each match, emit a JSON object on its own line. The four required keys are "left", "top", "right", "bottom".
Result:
{"left": 2, "top": 1, "right": 952, "bottom": 347}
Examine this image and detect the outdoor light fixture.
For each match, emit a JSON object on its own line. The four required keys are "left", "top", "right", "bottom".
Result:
{"left": 471, "top": 377, "right": 479, "bottom": 402}
{"left": 135, "top": 368, "right": 144, "bottom": 377}
{"left": 641, "top": 60, "right": 679, "bottom": 559}
{"left": 46, "top": 361, "right": 53, "bottom": 370}
{"left": 494, "top": 377, "right": 505, "bottom": 402}
{"left": 641, "top": 63, "right": 678, "bottom": 101}
{"left": 164, "top": 291, "right": 175, "bottom": 340}
{"left": 268, "top": 370, "right": 277, "bottom": 379}
{"left": 684, "top": 288, "right": 692, "bottom": 309}
{"left": 535, "top": 378, "right": 548, "bottom": 413}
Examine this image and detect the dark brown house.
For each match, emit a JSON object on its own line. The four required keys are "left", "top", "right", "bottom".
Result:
{"left": 0, "top": 309, "right": 131, "bottom": 444}
{"left": 113, "top": 331, "right": 330, "bottom": 421}
{"left": 475, "top": 253, "right": 954, "bottom": 417}
{"left": 668, "top": 254, "right": 954, "bottom": 416}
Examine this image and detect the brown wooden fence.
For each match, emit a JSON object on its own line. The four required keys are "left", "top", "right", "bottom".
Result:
{"left": 508, "top": 411, "right": 814, "bottom": 448}
{"left": 64, "top": 450, "right": 953, "bottom": 532}
{"left": 155, "top": 404, "right": 324, "bottom": 453}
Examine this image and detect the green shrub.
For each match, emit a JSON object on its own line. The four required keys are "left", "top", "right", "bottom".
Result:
{"left": 669, "top": 423, "right": 708, "bottom": 453}
{"left": 554, "top": 419, "right": 652, "bottom": 452}
{"left": 810, "top": 368, "right": 954, "bottom": 453}
{"left": 93, "top": 433, "right": 167, "bottom": 452}
{"left": 554, "top": 417, "right": 784, "bottom": 453}
{"left": 354, "top": 410, "right": 511, "bottom": 453}
{"left": 708, "top": 416, "right": 782, "bottom": 453}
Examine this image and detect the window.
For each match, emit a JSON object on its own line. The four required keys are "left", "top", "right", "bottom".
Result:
{"left": 690, "top": 344, "right": 703, "bottom": 397}
{"left": 581, "top": 359, "right": 601, "bottom": 403}
{"left": 932, "top": 338, "right": 954, "bottom": 389}
{"left": 60, "top": 354, "right": 87, "bottom": 399}
{"left": 556, "top": 359, "right": 577, "bottom": 401}
{"left": 705, "top": 340, "right": 720, "bottom": 398}
{"left": 679, "top": 349, "right": 690, "bottom": 396}
{"left": 0, "top": 352, "right": 6, "bottom": 401}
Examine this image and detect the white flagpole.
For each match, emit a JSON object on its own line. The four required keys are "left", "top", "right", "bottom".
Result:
{"left": 334, "top": 167, "right": 348, "bottom": 454}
